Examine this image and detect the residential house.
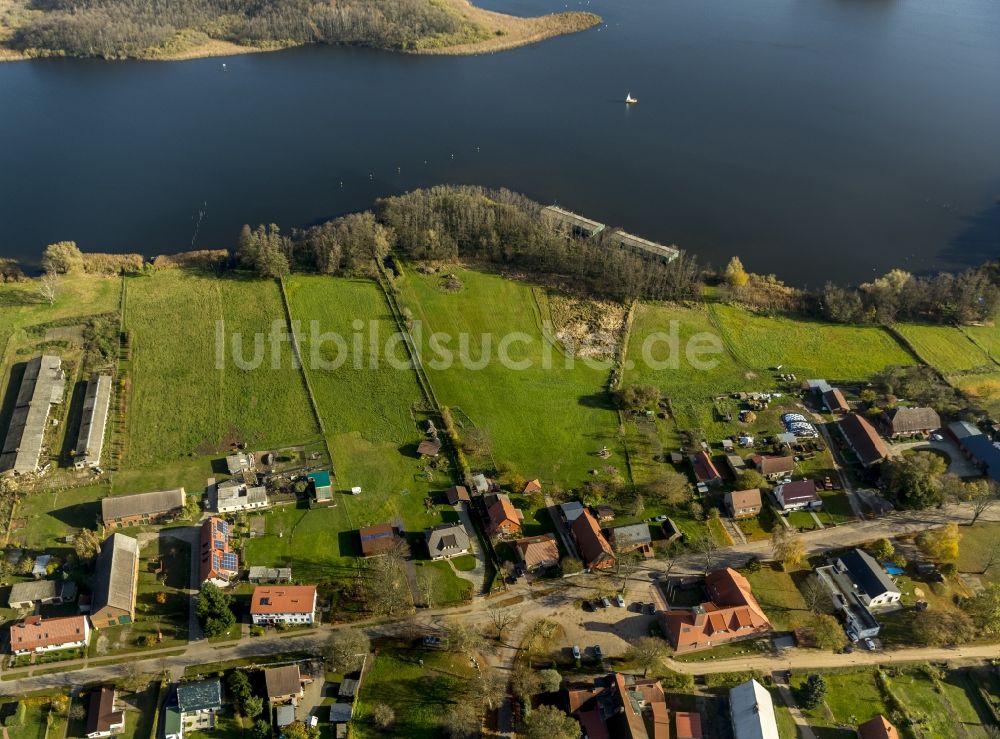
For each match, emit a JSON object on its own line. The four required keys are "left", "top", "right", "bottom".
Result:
{"left": 9, "top": 614, "right": 90, "bottom": 655}
{"left": 274, "top": 705, "right": 296, "bottom": 729}
{"left": 730, "top": 679, "right": 779, "bottom": 739}
{"left": 564, "top": 672, "right": 670, "bottom": 739}
{"left": 857, "top": 715, "right": 899, "bottom": 739}
{"left": 725, "top": 489, "right": 762, "bottom": 519}
{"left": 7, "top": 579, "right": 75, "bottom": 610}
{"left": 264, "top": 664, "right": 303, "bottom": 705}
{"left": 358, "top": 523, "right": 398, "bottom": 557}
{"left": 249, "top": 585, "right": 317, "bottom": 626}
{"left": 838, "top": 414, "right": 890, "bottom": 467}
{"left": 85, "top": 686, "right": 124, "bottom": 739}
{"left": 881, "top": 407, "right": 941, "bottom": 439}
{"left": 559, "top": 501, "right": 585, "bottom": 524}
{"left": 199, "top": 517, "right": 238, "bottom": 587}
{"left": 471, "top": 473, "right": 490, "bottom": 495}
{"left": 308, "top": 471, "right": 333, "bottom": 504}
{"left": 102, "top": 489, "right": 186, "bottom": 528}
{"left": 74, "top": 373, "right": 112, "bottom": 470}
{"left": 523, "top": 479, "right": 542, "bottom": 495}
{"left": 691, "top": 451, "right": 722, "bottom": 485}
{"left": 947, "top": 421, "right": 1000, "bottom": 485}
{"left": 425, "top": 523, "right": 471, "bottom": 560}
{"left": 595, "top": 505, "right": 615, "bottom": 522}
{"left": 661, "top": 568, "right": 772, "bottom": 654}
{"left": 818, "top": 548, "right": 900, "bottom": 639}
{"left": 91, "top": 533, "right": 139, "bottom": 628}
{"left": 445, "top": 485, "right": 470, "bottom": 505}
{"left": 773, "top": 480, "right": 821, "bottom": 511}
{"left": 674, "top": 712, "right": 703, "bottom": 739}
{"left": 248, "top": 566, "right": 292, "bottom": 584}
{"left": 215, "top": 478, "right": 268, "bottom": 514}
{"left": 571, "top": 510, "right": 615, "bottom": 570}
{"left": 226, "top": 452, "right": 255, "bottom": 475}
{"left": 607, "top": 523, "right": 652, "bottom": 555}
{"left": 513, "top": 534, "right": 559, "bottom": 572}
{"left": 0, "top": 354, "right": 66, "bottom": 475}
{"left": 486, "top": 493, "right": 524, "bottom": 538}
{"left": 172, "top": 679, "right": 222, "bottom": 739}
{"left": 822, "top": 388, "right": 850, "bottom": 414}
{"left": 749, "top": 454, "right": 795, "bottom": 480}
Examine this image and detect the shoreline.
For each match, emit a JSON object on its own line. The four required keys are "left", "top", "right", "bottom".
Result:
{"left": 0, "top": 2, "right": 600, "bottom": 64}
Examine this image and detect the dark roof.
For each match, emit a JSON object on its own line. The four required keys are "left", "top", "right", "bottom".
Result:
{"left": 176, "top": 679, "right": 222, "bottom": 713}
{"left": 777, "top": 480, "right": 818, "bottom": 503}
{"left": 959, "top": 434, "right": 1000, "bottom": 484}
{"left": 416, "top": 438, "right": 442, "bottom": 456}
{"left": 102, "top": 489, "right": 185, "bottom": 522}
{"left": 838, "top": 549, "right": 900, "bottom": 600}
{"left": 608, "top": 523, "right": 651, "bottom": 550}
{"left": 751, "top": 454, "right": 795, "bottom": 476}
{"left": 338, "top": 678, "right": 359, "bottom": 698}
{"left": 838, "top": 414, "right": 889, "bottom": 466}
{"left": 445, "top": 485, "right": 470, "bottom": 504}
{"left": 883, "top": 407, "right": 941, "bottom": 435}
{"left": 329, "top": 703, "right": 353, "bottom": 723}
{"left": 425, "top": 524, "right": 470, "bottom": 555}
{"left": 86, "top": 686, "right": 123, "bottom": 736}
{"left": 264, "top": 665, "right": 301, "bottom": 699}
{"left": 822, "top": 388, "right": 849, "bottom": 413}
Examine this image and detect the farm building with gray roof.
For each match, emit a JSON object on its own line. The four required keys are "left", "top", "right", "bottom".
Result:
{"left": 0, "top": 354, "right": 66, "bottom": 474}
{"left": 91, "top": 533, "right": 139, "bottom": 628}
{"left": 74, "top": 373, "right": 112, "bottom": 469}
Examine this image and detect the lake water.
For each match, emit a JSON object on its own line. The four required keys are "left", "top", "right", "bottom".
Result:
{"left": 1, "top": 0, "right": 999, "bottom": 285}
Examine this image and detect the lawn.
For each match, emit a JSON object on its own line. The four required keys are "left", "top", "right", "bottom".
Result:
{"left": 896, "top": 324, "right": 994, "bottom": 374}
{"left": 962, "top": 320, "right": 1000, "bottom": 362}
{"left": 745, "top": 564, "right": 808, "bottom": 631}
{"left": 9, "top": 483, "right": 109, "bottom": 552}
{"left": 791, "top": 668, "right": 889, "bottom": 733}
{"left": 123, "top": 270, "right": 318, "bottom": 467}
{"left": 352, "top": 643, "right": 480, "bottom": 738}
{"left": 0, "top": 695, "right": 69, "bottom": 739}
{"left": 956, "top": 521, "right": 1000, "bottom": 587}
{"left": 285, "top": 275, "right": 450, "bottom": 533}
{"left": 451, "top": 554, "right": 477, "bottom": 571}
{"left": 708, "top": 303, "right": 914, "bottom": 380}
{"left": 398, "top": 268, "right": 624, "bottom": 490}
{"left": 412, "top": 560, "right": 473, "bottom": 607}
{"left": 882, "top": 666, "right": 995, "bottom": 738}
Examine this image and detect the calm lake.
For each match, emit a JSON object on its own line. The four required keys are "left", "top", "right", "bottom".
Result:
{"left": 1, "top": 0, "right": 999, "bottom": 284}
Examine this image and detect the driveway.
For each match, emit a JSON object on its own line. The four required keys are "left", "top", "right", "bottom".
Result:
{"left": 452, "top": 503, "right": 487, "bottom": 594}
{"left": 889, "top": 438, "right": 980, "bottom": 477}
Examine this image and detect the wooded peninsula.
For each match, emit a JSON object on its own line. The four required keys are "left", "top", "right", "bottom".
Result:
{"left": 0, "top": 0, "right": 600, "bottom": 61}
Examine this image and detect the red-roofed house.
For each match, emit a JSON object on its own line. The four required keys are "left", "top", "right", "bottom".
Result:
{"left": 661, "top": 568, "right": 772, "bottom": 654}
{"left": 838, "top": 414, "right": 890, "bottom": 467}
{"left": 691, "top": 452, "right": 722, "bottom": 485}
{"left": 199, "top": 517, "right": 238, "bottom": 587}
{"left": 523, "top": 479, "right": 542, "bottom": 495}
{"left": 563, "top": 673, "right": 670, "bottom": 739}
{"left": 674, "top": 711, "right": 703, "bottom": 739}
{"left": 486, "top": 494, "right": 524, "bottom": 538}
{"left": 514, "top": 534, "right": 559, "bottom": 572}
{"left": 857, "top": 715, "right": 899, "bottom": 739}
{"left": 9, "top": 614, "right": 90, "bottom": 655}
{"left": 249, "top": 586, "right": 317, "bottom": 626}
{"left": 749, "top": 454, "right": 795, "bottom": 480}
{"left": 571, "top": 509, "right": 614, "bottom": 570}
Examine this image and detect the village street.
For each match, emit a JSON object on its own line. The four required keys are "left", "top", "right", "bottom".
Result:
{"left": 3, "top": 500, "right": 997, "bottom": 702}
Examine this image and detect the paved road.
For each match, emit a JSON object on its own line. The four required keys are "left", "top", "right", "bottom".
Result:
{"left": 4, "top": 502, "right": 996, "bottom": 698}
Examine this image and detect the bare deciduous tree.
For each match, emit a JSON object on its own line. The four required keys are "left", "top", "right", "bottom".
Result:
{"left": 487, "top": 606, "right": 518, "bottom": 641}
{"left": 38, "top": 270, "right": 58, "bottom": 305}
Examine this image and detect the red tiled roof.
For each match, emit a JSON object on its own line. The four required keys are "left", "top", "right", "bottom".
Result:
{"left": 445, "top": 486, "right": 470, "bottom": 504}
{"left": 661, "top": 568, "right": 772, "bottom": 652}
{"left": 571, "top": 510, "right": 614, "bottom": 569}
{"left": 838, "top": 414, "right": 890, "bottom": 466}
{"left": 514, "top": 534, "right": 559, "bottom": 569}
{"left": 200, "top": 516, "right": 238, "bottom": 583}
{"left": 523, "top": 479, "right": 542, "bottom": 494}
{"left": 750, "top": 454, "right": 795, "bottom": 476}
{"left": 692, "top": 451, "right": 721, "bottom": 483}
{"left": 10, "top": 615, "right": 88, "bottom": 652}
{"left": 858, "top": 715, "right": 898, "bottom": 739}
{"left": 487, "top": 494, "right": 523, "bottom": 536}
{"left": 359, "top": 522, "right": 396, "bottom": 556}
{"left": 674, "top": 711, "right": 703, "bottom": 739}
{"left": 823, "top": 388, "right": 849, "bottom": 413}
{"left": 249, "top": 586, "right": 316, "bottom": 615}
{"left": 727, "top": 488, "right": 761, "bottom": 510}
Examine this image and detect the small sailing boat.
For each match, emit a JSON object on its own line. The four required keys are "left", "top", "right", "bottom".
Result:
{"left": 625, "top": 92, "right": 638, "bottom": 104}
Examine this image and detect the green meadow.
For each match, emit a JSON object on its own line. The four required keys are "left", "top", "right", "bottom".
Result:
{"left": 708, "top": 303, "right": 914, "bottom": 380}
{"left": 896, "top": 323, "right": 995, "bottom": 374}
{"left": 398, "top": 268, "right": 624, "bottom": 490}
{"left": 123, "top": 270, "right": 318, "bottom": 467}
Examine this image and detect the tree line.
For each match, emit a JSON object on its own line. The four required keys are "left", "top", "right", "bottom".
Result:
{"left": 12, "top": 0, "right": 468, "bottom": 58}
{"left": 235, "top": 185, "right": 704, "bottom": 302}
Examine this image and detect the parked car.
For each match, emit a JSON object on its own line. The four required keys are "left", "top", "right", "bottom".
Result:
{"left": 863, "top": 638, "right": 877, "bottom": 651}
{"left": 600, "top": 596, "right": 611, "bottom": 608}
{"left": 593, "top": 645, "right": 603, "bottom": 660}
{"left": 930, "top": 433, "right": 943, "bottom": 441}
{"left": 614, "top": 594, "right": 625, "bottom": 607}
{"left": 572, "top": 645, "right": 581, "bottom": 660}
{"left": 653, "top": 514, "right": 668, "bottom": 522}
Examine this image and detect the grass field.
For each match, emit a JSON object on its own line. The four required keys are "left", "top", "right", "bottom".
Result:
{"left": 399, "top": 268, "right": 624, "bottom": 490}
{"left": 285, "top": 275, "right": 452, "bottom": 532}
{"left": 709, "top": 304, "right": 914, "bottom": 380}
{"left": 963, "top": 321, "right": 1000, "bottom": 362}
{"left": 745, "top": 564, "right": 808, "bottom": 631}
{"left": 413, "top": 560, "right": 473, "bottom": 606}
{"left": 123, "top": 270, "right": 318, "bottom": 467}
{"left": 0, "top": 696, "right": 69, "bottom": 739}
{"left": 791, "top": 668, "right": 889, "bottom": 735}
{"left": 956, "top": 522, "right": 1000, "bottom": 587}
{"left": 896, "top": 324, "right": 995, "bottom": 374}
{"left": 9, "top": 483, "right": 109, "bottom": 552}
{"left": 352, "top": 643, "right": 480, "bottom": 738}
{"left": 883, "top": 667, "right": 994, "bottom": 738}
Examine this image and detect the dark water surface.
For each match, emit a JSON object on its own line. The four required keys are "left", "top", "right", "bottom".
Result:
{"left": 1, "top": 0, "right": 999, "bottom": 284}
